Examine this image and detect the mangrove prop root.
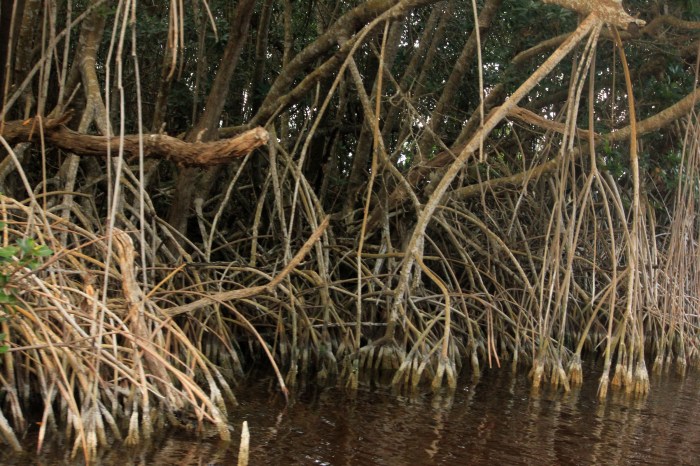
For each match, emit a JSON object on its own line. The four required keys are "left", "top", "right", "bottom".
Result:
{"left": 531, "top": 364, "right": 544, "bottom": 389}
{"left": 598, "top": 373, "right": 610, "bottom": 400}
{"left": 633, "top": 361, "right": 650, "bottom": 395}
{"left": 568, "top": 354, "right": 583, "bottom": 386}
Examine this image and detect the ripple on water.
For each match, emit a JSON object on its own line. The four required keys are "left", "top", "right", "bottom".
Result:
{"left": 5, "top": 367, "right": 700, "bottom": 465}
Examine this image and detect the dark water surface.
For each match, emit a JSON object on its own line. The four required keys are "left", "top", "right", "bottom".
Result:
{"left": 6, "top": 365, "right": 700, "bottom": 465}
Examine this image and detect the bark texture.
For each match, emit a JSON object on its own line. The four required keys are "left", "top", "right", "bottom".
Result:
{"left": 1, "top": 115, "right": 269, "bottom": 166}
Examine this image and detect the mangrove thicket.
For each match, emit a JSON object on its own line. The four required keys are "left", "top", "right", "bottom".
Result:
{"left": 1, "top": 0, "right": 700, "bottom": 460}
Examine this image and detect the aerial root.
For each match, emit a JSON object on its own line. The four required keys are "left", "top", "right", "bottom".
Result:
{"left": 358, "top": 339, "right": 404, "bottom": 376}
{"left": 358, "top": 345, "right": 373, "bottom": 373}
{"left": 690, "top": 349, "right": 700, "bottom": 368}
{"left": 213, "top": 407, "right": 231, "bottom": 442}
{"left": 0, "top": 408, "right": 21, "bottom": 452}
{"left": 285, "top": 362, "right": 298, "bottom": 387}
{"left": 414, "top": 358, "right": 432, "bottom": 387}
{"left": 510, "top": 349, "right": 519, "bottom": 374}
{"left": 392, "top": 356, "right": 417, "bottom": 388}
{"left": 300, "top": 347, "right": 311, "bottom": 376}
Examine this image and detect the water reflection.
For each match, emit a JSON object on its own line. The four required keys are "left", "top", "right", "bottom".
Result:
{"left": 4, "top": 366, "right": 700, "bottom": 465}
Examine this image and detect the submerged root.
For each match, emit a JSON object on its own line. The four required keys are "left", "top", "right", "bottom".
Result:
{"left": 611, "top": 362, "right": 625, "bottom": 387}
{"left": 633, "top": 360, "right": 650, "bottom": 395}
{"left": 676, "top": 355, "right": 687, "bottom": 377}
{"left": 568, "top": 354, "right": 583, "bottom": 386}
{"left": 316, "top": 345, "right": 339, "bottom": 383}
{"left": 125, "top": 410, "right": 141, "bottom": 446}
{"left": 342, "top": 355, "right": 360, "bottom": 390}
{"left": 530, "top": 360, "right": 545, "bottom": 389}
{"left": 392, "top": 355, "right": 424, "bottom": 389}
{"left": 598, "top": 372, "right": 610, "bottom": 400}
{"left": 651, "top": 354, "right": 664, "bottom": 375}
{"left": 431, "top": 356, "right": 457, "bottom": 392}
{"left": 376, "top": 344, "right": 404, "bottom": 372}
{"left": 550, "top": 360, "right": 570, "bottom": 392}
{"left": 358, "top": 339, "right": 404, "bottom": 376}
{"left": 623, "top": 363, "right": 635, "bottom": 394}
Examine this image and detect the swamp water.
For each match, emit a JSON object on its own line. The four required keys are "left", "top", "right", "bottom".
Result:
{"left": 4, "top": 363, "right": 700, "bottom": 465}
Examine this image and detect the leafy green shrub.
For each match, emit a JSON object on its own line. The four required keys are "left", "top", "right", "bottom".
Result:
{"left": 0, "top": 221, "right": 53, "bottom": 354}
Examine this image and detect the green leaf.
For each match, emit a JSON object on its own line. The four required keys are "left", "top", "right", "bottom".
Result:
{"left": 34, "top": 245, "right": 53, "bottom": 257}
{"left": 17, "top": 238, "right": 36, "bottom": 255}
{"left": 0, "top": 246, "right": 19, "bottom": 259}
{"left": 0, "top": 292, "right": 16, "bottom": 304}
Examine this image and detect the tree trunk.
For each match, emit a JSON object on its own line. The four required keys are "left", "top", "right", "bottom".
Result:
{"left": 380, "top": 1, "right": 450, "bottom": 145}
{"left": 415, "top": 0, "right": 502, "bottom": 163}
{"left": 167, "top": 0, "right": 257, "bottom": 240}
{"left": 342, "top": 18, "right": 404, "bottom": 219}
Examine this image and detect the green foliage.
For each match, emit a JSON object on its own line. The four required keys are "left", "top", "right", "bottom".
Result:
{"left": 688, "top": 0, "right": 700, "bottom": 18}
{"left": 0, "top": 221, "right": 53, "bottom": 356}
{"left": 0, "top": 232, "right": 53, "bottom": 274}
{"left": 600, "top": 140, "right": 627, "bottom": 179}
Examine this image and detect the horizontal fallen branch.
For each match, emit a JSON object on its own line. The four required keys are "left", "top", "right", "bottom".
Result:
{"left": 0, "top": 113, "right": 269, "bottom": 166}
